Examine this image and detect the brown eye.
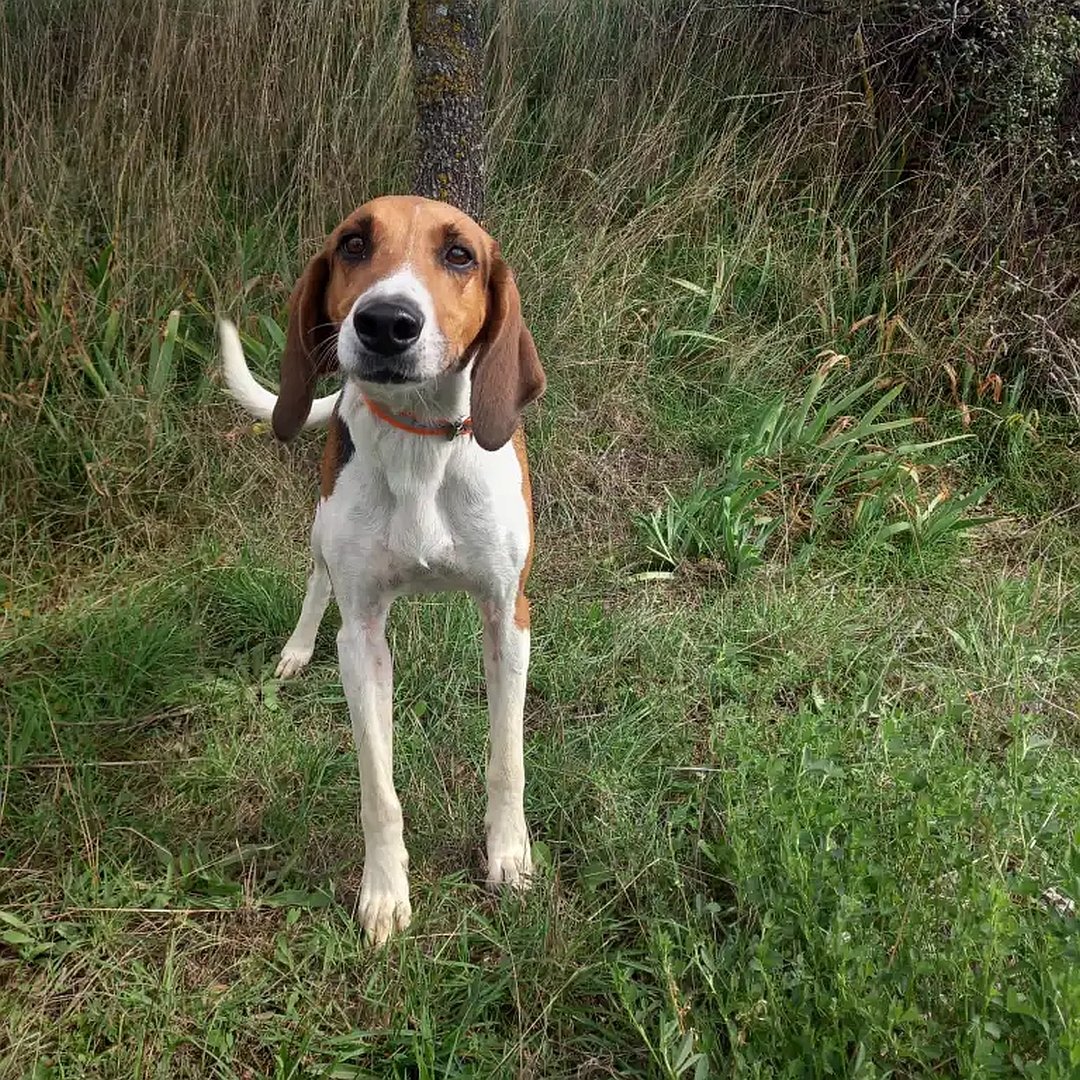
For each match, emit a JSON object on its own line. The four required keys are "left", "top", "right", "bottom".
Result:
{"left": 340, "top": 234, "right": 367, "bottom": 258}
{"left": 444, "top": 244, "right": 474, "bottom": 269}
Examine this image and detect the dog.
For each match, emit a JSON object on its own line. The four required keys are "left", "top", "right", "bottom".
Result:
{"left": 219, "top": 195, "right": 545, "bottom": 943}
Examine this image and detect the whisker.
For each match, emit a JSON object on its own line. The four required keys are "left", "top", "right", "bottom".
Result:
{"left": 310, "top": 333, "right": 340, "bottom": 376}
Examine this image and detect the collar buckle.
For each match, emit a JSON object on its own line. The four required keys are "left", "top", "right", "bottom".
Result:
{"left": 361, "top": 393, "right": 472, "bottom": 440}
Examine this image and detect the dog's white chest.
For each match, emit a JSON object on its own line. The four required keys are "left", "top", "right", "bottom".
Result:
{"left": 317, "top": 394, "right": 529, "bottom": 606}
{"left": 326, "top": 450, "right": 471, "bottom": 596}
{"left": 383, "top": 478, "right": 454, "bottom": 573}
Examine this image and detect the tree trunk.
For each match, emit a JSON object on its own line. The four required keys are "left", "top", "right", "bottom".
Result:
{"left": 408, "top": 0, "right": 485, "bottom": 224}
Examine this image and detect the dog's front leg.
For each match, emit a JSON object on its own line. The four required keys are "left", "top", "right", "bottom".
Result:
{"left": 277, "top": 555, "right": 332, "bottom": 679}
{"left": 338, "top": 607, "right": 411, "bottom": 943}
{"left": 479, "top": 598, "right": 533, "bottom": 889}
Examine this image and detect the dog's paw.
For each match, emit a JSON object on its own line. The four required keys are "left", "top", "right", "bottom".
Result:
{"left": 486, "top": 817, "right": 533, "bottom": 891}
{"left": 275, "top": 644, "right": 313, "bottom": 680}
{"left": 358, "top": 849, "right": 411, "bottom": 945}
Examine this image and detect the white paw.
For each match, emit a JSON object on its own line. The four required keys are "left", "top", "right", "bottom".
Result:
{"left": 358, "top": 849, "right": 411, "bottom": 945}
{"left": 275, "top": 643, "right": 313, "bottom": 679}
{"left": 486, "top": 816, "right": 533, "bottom": 890}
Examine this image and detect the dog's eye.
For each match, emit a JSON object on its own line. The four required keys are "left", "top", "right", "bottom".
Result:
{"left": 444, "top": 244, "right": 474, "bottom": 269}
{"left": 340, "top": 234, "right": 367, "bottom": 258}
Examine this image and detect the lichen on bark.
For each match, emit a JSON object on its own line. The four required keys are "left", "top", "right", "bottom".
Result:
{"left": 408, "top": 0, "right": 484, "bottom": 223}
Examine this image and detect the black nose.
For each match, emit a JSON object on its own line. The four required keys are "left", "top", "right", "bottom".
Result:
{"left": 353, "top": 299, "right": 424, "bottom": 356}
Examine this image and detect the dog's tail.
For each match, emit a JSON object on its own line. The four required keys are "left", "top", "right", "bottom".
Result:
{"left": 217, "top": 319, "right": 337, "bottom": 430}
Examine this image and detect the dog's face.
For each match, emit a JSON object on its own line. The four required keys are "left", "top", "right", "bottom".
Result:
{"left": 273, "top": 195, "right": 545, "bottom": 452}
{"left": 327, "top": 197, "right": 493, "bottom": 385}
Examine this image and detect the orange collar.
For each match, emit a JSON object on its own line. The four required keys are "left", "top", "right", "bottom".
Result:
{"left": 361, "top": 394, "right": 473, "bottom": 440}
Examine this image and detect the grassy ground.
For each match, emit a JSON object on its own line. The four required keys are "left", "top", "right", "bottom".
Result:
{"left": 3, "top": 1, "right": 1080, "bottom": 1077}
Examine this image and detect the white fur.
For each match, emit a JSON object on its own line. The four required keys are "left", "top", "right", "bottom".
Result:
{"left": 337, "top": 267, "right": 452, "bottom": 384}
{"left": 218, "top": 320, "right": 337, "bottom": 428}
{"left": 219, "top": 291, "right": 534, "bottom": 945}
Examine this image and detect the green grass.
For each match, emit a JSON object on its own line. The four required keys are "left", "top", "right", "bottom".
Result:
{"left": 4, "top": 558, "right": 1080, "bottom": 1076}
{"left": 4, "top": 0, "right": 1080, "bottom": 1076}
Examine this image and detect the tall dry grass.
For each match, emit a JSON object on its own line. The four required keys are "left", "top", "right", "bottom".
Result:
{"left": 1, "top": 0, "right": 1076, "bottom": 594}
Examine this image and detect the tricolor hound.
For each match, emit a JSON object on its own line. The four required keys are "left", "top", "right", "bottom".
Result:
{"left": 219, "top": 196, "right": 545, "bottom": 943}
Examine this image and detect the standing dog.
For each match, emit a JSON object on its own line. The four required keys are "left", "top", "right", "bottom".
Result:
{"left": 219, "top": 196, "right": 545, "bottom": 943}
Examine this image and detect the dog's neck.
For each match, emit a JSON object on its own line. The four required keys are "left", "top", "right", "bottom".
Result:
{"left": 346, "top": 357, "right": 475, "bottom": 425}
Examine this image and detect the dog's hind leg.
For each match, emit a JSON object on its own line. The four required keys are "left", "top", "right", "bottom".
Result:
{"left": 479, "top": 597, "right": 533, "bottom": 890}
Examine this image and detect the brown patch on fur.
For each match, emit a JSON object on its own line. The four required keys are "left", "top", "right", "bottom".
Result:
{"left": 512, "top": 426, "right": 534, "bottom": 630}
{"left": 470, "top": 253, "right": 546, "bottom": 451}
{"left": 273, "top": 253, "right": 333, "bottom": 441}
{"left": 274, "top": 196, "right": 497, "bottom": 442}
{"left": 319, "top": 406, "right": 354, "bottom": 500}
{"left": 323, "top": 196, "right": 491, "bottom": 360}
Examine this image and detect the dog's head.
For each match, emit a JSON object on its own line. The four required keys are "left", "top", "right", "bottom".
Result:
{"left": 273, "top": 195, "right": 545, "bottom": 451}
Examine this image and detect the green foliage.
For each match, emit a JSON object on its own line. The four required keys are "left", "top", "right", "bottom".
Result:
{"left": 855, "top": 475, "right": 998, "bottom": 551}
{"left": 638, "top": 357, "right": 998, "bottom": 576}
{"left": 868, "top": 0, "right": 1080, "bottom": 166}
{"left": 4, "top": 570, "right": 1080, "bottom": 1077}
{"left": 637, "top": 469, "right": 778, "bottom": 579}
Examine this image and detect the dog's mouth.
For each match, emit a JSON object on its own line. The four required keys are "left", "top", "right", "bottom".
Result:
{"left": 359, "top": 367, "right": 422, "bottom": 385}
{"left": 347, "top": 346, "right": 427, "bottom": 384}
{"left": 338, "top": 332, "right": 444, "bottom": 386}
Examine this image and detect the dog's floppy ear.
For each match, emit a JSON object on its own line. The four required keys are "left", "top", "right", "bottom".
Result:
{"left": 272, "top": 252, "right": 335, "bottom": 442}
{"left": 470, "top": 248, "right": 546, "bottom": 452}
